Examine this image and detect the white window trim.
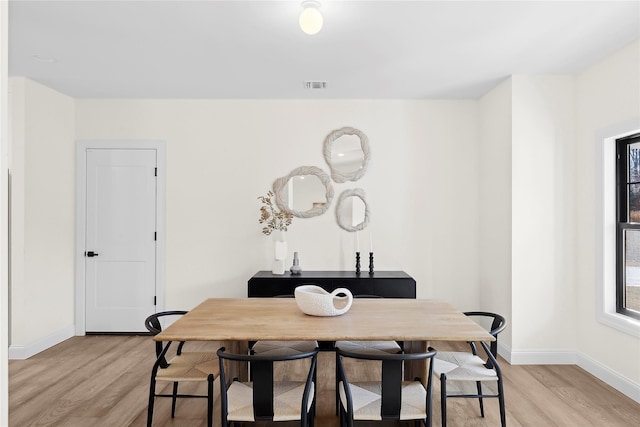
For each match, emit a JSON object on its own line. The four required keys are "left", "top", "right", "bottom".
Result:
{"left": 596, "top": 122, "right": 640, "bottom": 337}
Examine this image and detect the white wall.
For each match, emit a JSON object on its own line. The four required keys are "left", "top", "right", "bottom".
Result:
{"left": 9, "top": 78, "right": 76, "bottom": 358}
{"left": 479, "top": 74, "right": 577, "bottom": 359}
{"left": 479, "top": 78, "right": 513, "bottom": 349}
{"left": 401, "top": 101, "right": 480, "bottom": 304}
{"left": 575, "top": 41, "right": 640, "bottom": 388}
{"left": 511, "top": 75, "right": 576, "bottom": 354}
{"left": 74, "top": 99, "right": 481, "bottom": 310}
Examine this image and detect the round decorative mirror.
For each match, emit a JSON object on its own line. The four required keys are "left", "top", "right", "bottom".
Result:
{"left": 272, "top": 166, "right": 334, "bottom": 218}
{"left": 323, "top": 127, "right": 371, "bottom": 183}
{"left": 335, "top": 188, "right": 370, "bottom": 232}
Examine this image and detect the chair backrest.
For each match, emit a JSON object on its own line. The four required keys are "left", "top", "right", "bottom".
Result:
{"left": 464, "top": 311, "right": 506, "bottom": 358}
{"left": 217, "top": 346, "right": 319, "bottom": 421}
{"left": 144, "top": 310, "right": 188, "bottom": 360}
{"left": 336, "top": 347, "right": 437, "bottom": 420}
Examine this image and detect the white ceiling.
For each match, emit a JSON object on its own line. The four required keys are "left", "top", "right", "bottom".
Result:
{"left": 8, "top": 0, "right": 640, "bottom": 99}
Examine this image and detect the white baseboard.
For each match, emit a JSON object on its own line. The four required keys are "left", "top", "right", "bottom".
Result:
{"left": 500, "top": 342, "right": 640, "bottom": 403}
{"left": 8, "top": 324, "right": 75, "bottom": 360}
{"left": 505, "top": 347, "right": 577, "bottom": 365}
{"left": 576, "top": 352, "right": 640, "bottom": 403}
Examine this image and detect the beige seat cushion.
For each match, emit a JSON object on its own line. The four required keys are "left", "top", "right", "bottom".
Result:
{"left": 251, "top": 340, "right": 318, "bottom": 356}
{"left": 226, "top": 380, "right": 315, "bottom": 422}
{"left": 433, "top": 351, "right": 498, "bottom": 395}
{"left": 339, "top": 380, "right": 427, "bottom": 421}
{"left": 335, "top": 340, "right": 402, "bottom": 355}
{"left": 156, "top": 351, "right": 219, "bottom": 382}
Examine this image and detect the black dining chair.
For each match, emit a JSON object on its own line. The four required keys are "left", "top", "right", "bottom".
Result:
{"left": 432, "top": 311, "right": 507, "bottom": 427}
{"left": 334, "top": 295, "right": 403, "bottom": 414}
{"left": 217, "top": 346, "right": 319, "bottom": 427}
{"left": 145, "top": 311, "right": 219, "bottom": 427}
{"left": 336, "top": 346, "right": 437, "bottom": 427}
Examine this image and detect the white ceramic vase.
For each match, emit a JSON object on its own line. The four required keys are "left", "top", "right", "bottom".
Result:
{"left": 294, "top": 285, "right": 353, "bottom": 316}
{"left": 272, "top": 230, "right": 287, "bottom": 275}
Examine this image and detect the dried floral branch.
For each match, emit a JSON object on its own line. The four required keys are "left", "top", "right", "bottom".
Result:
{"left": 258, "top": 190, "right": 293, "bottom": 235}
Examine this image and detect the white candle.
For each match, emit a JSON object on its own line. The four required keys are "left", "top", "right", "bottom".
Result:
{"left": 356, "top": 231, "right": 360, "bottom": 252}
{"left": 369, "top": 233, "right": 373, "bottom": 253}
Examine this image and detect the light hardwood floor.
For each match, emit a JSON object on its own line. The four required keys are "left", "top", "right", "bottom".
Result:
{"left": 8, "top": 335, "right": 640, "bottom": 427}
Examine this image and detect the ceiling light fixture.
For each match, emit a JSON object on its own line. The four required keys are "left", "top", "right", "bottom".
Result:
{"left": 299, "top": 0, "right": 323, "bottom": 35}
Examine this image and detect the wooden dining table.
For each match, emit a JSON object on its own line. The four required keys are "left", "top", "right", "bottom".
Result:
{"left": 155, "top": 297, "right": 494, "bottom": 382}
{"left": 155, "top": 297, "right": 493, "bottom": 343}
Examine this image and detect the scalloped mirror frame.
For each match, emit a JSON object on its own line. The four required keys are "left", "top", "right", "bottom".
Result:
{"left": 272, "top": 166, "right": 334, "bottom": 218}
{"left": 323, "top": 127, "right": 371, "bottom": 183}
{"left": 335, "top": 188, "right": 370, "bottom": 232}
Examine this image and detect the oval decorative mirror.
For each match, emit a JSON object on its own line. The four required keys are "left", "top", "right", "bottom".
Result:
{"left": 272, "top": 166, "right": 334, "bottom": 218}
{"left": 335, "top": 188, "right": 370, "bottom": 232}
{"left": 323, "top": 127, "right": 371, "bottom": 183}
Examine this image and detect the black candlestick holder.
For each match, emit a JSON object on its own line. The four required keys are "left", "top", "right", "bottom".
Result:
{"left": 355, "top": 252, "right": 361, "bottom": 275}
{"left": 369, "top": 252, "right": 374, "bottom": 275}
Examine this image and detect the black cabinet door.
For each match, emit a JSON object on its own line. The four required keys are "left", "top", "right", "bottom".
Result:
{"left": 373, "top": 279, "right": 416, "bottom": 298}
{"left": 246, "top": 277, "right": 318, "bottom": 297}
{"left": 330, "top": 278, "right": 373, "bottom": 296}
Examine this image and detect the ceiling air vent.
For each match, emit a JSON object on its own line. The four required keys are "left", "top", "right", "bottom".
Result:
{"left": 304, "top": 81, "right": 327, "bottom": 90}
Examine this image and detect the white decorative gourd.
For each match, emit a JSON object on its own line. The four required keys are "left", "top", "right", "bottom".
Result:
{"left": 294, "top": 285, "right": 353, "bottom": 316}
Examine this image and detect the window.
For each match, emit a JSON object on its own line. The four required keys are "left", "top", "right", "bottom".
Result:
{"left": 616, "top": 133, "right": 640, "bottom": 320}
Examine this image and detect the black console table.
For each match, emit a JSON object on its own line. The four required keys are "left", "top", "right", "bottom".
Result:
{"left": 247, "top": 271, "right": 416, "bottom": 299}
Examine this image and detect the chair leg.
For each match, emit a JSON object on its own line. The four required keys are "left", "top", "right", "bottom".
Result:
{"left": 440, "top": 373, "right": 447, "bottom": 427}
{"left": 476, "top": 381, "right": 485, "bottom": 417}
{"left": 171, "top": 382, "right": 178, "bottom": 417}
{"left": 498, "top": 377, "right": 506, "bottom": 427}
{"left": 147, "top": 375, "right": 156, "bottom": 427}
{"left": 338, "top": 402, "right": 345, "bottom": 427}
{"left": 341, "top": 404, "right": 353, "bottom": 427}
{"left": 335, "top": 351, "right": 340, "bottom": 416}
{"left": 207, "top": 374, "right": 214, "bottom": 427}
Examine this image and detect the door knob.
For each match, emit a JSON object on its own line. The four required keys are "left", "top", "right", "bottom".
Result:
{"left": 85, "top": 251, "right": 99, "bottom": 257}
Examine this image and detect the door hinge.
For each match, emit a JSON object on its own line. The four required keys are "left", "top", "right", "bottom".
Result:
{"left": 154, "top": 232, "right": 157, "bottom": 241}
{"left": 154, "top": 167, "right": 157, "bottom": 176}
{"left": 154, "top": 296, "right": 157, "bottom": 306}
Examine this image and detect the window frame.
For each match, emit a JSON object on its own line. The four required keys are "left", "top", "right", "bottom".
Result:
{"left": 615, "top": 133, "right": 640, "bottom": 321}
{"left": 597, "top": 124, "right": 640, "bottom": 338}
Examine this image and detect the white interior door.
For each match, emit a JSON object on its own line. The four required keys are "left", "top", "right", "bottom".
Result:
{"left": 85, "top": 149, "right": 157, "bottom": 332}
